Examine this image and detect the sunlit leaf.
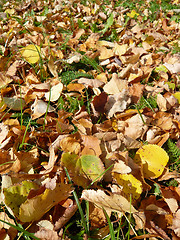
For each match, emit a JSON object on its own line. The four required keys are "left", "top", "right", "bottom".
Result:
{"left": 173, "top": 92, "right": 180, "bottom": 104}
{"left": 155, "top": 65, "right": 168, "bottom": 73}
{"left": 21, "top": 44, "right": 41, "bottom": 64}
{"left": 3, "top": 181, "right": 39, "bottom": 217}
{"left": 127, "top": 10, "right": 139, "bottom": 18}
{"left": 79, "top": 155, "right": 105, "bottom": 181}
{"left": 134, "top": 144, "right": 169, "bottom": 179}
{"left": 112, "top": 173, "right": 143, "bottom": 201}
{"left": 19, "top": 183, "right": 72, "bottom": 222}
{"left": 61, "top": 153, "right": 104, "bottom": 187}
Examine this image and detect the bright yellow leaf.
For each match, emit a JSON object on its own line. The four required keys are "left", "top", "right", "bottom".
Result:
{"left": 173, "top": 92, "right": 180, "bottom": 104}
{"left": 112, "top": 172, "right": 143, "bottom": 201}
{"left": 127, "top": 10, "right": 139, "bottom": 18}
{"left": 5, "top": 9, "right": 15, "bottom": 15}
{"left": 21, "top": 44, "right": 41, "bottom": 64}
{"left": 134, "top": 144, "right": 169, "bottom": 179}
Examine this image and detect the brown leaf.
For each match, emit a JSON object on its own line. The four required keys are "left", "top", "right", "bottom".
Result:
{"left": 81, "top": 135, "right": 102, "bottom": 156}
{"left": 54, "top": 199, "right": 78, "bottom": 230}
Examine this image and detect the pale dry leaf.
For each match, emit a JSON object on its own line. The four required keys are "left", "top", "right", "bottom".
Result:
{"left": 170, "top": 209, "right": 180, "bottom": 237}
{"left": 81, "top": 189, "right": 137, "bottom": 214}
{"left": 0, "top": 123, "right": 9, "bottom": 145}
{"left": 30, "top": 82, "right": 50, "bottom": 90}
{"left": 60, "top": 136, "right": 81, "bottom": 154}
{"left": 99, "top": 47, "right": 114, "bottom": 60}
{"left": 40, "top": 146, "right": 57, "bottom": 174}
{"left": 77, "top": 78, "right": 104, "bottom": 88}
{"left": 6, "top": 60, "right": 22, "bottom": 77}
{"left": 161, "top": 187, "right": 179, "bottom": 214}
{"left": 44, "top": 82, "right": 63, "bottom": 102}
{"left": 48, "top": 56, "right": 58, "bottom": 77}
{"left": 103, "top": 73, "right": 128, "bottom": 94}
{"left": 163, "top": 63, "right": 180, "bottom": 74}
{"left": 35, "top": 228, "right": 59, "bottom": 240}
{"left": 157, "top": 94, "right": 168, "bottom": 111}
{"left": 124, "top": 114, "right": 149, "bottom": 139}
{"left": 105, "top": 90, "right": 131, "bottom": 118}
{"left": 114, "top": 43, "right": 128, "bottom": 57}
{"left": 81, "top": 135, "right": 102, "bottom": 156}
{"left": 66, "top": 52, "right": 82, "bottom": 64}
{"left": 0, "top": 72, "right": 13, "bottom": 89}
{"left": 112, "top": 160, "right": 132, "bottom": 174}
{"left": 37, "top": 220, "right": 54, "bottom": 230}
{"left": 31, "top": 99, "right": 55, "bottom": 120}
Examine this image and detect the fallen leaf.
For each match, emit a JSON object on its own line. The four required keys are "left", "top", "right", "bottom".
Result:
{"left": 61, "top": 153, "right": 104, "bottom": 187}
{"left": 134, "top": 144, "right": 169, "bottom": 179}
{"left": 81, "top": 189, "right": 137, "bottom": 214}
{"left": 44, "top": 82, "right": 63, "bottom": 102}
{"left": 31, "top": 99, "right": 55, "bottom": 120}
{"left": 3, "top": 97, "right": 26, "bottom": 111}
{"left": 105, "top": 90, "right": 131, "bottom": 118}
{"left": 19, "top": 183, "right": 72, "bottom": 222}
{"left": 21, "top": 44, "right": 41, "bottom": 64}
{"left": 3, "top": 181, "right": 39, "bottom": 217}
{"left": 103, "top": 73, "right": 128, "bottom": 95}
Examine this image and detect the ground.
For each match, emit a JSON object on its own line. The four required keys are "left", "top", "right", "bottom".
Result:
{"left": 0, "top": 0, "right": 180, "bottom": 239}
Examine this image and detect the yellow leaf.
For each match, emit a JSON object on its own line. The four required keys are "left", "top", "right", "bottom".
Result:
{"left": 127, "top": 10, "right": 139, "bottom": 18}
{"left": 113, "top": 173, "right": 142, "bottom": 201}
{"left": 134, "top": 144, "right": 169, "bottom": 179}
{"left": 3, "top": 181, "right": 39, "bottom": 217}
{"left": 173, "top": 92, "right": 180, "bottom": 104}
{"left": 19, "top": 183, "right": 72, "bottom": 222}
{"left": 21, "top": 44, "right": 41, "bottom": 64}
{"left": 5, "top": 9, "right": 15, "bottom": 15}
{"left": 144, "top": 35, "right": 154, "bottom": 45}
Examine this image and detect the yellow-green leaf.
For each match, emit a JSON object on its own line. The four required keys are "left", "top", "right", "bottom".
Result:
{"left": 19, "top": 183, "right": 72, "bottom": 222}
{"left": 61, "top": 153, "right": 105, "bottom": 187}
{"left": 21, "top": 44, "right": 41, "bottom": 64}
{"left": 3, "top": 181, "right": 39, "bottom": 217}
{"left": 134, "top": 144, "right": 169, "bottom": 179}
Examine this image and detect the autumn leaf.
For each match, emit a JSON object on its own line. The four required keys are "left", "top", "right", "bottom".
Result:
{"left": 3, "top": 181, "right": 39, "bottom": 217}
{"left": 127, "top": 10, "right": 139, "bottom": 18}
{"left": 19, "top": 183, "right": 72, "bottom": 222}
{"left": 61, "top": 153, "right": 105, "bottom": 187}
{"left": 81, "top": 189, "right": 137, "bottom": 214}
{"left": 134, "top": 144, "right": 169, "bottom": 179}
{"left": 21, "top": 44, "right": 41, "bottom": 64}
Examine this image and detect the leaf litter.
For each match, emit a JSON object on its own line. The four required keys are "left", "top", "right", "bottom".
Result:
{"left": 0, "top": 0, "right": 180, "bottom": 239}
